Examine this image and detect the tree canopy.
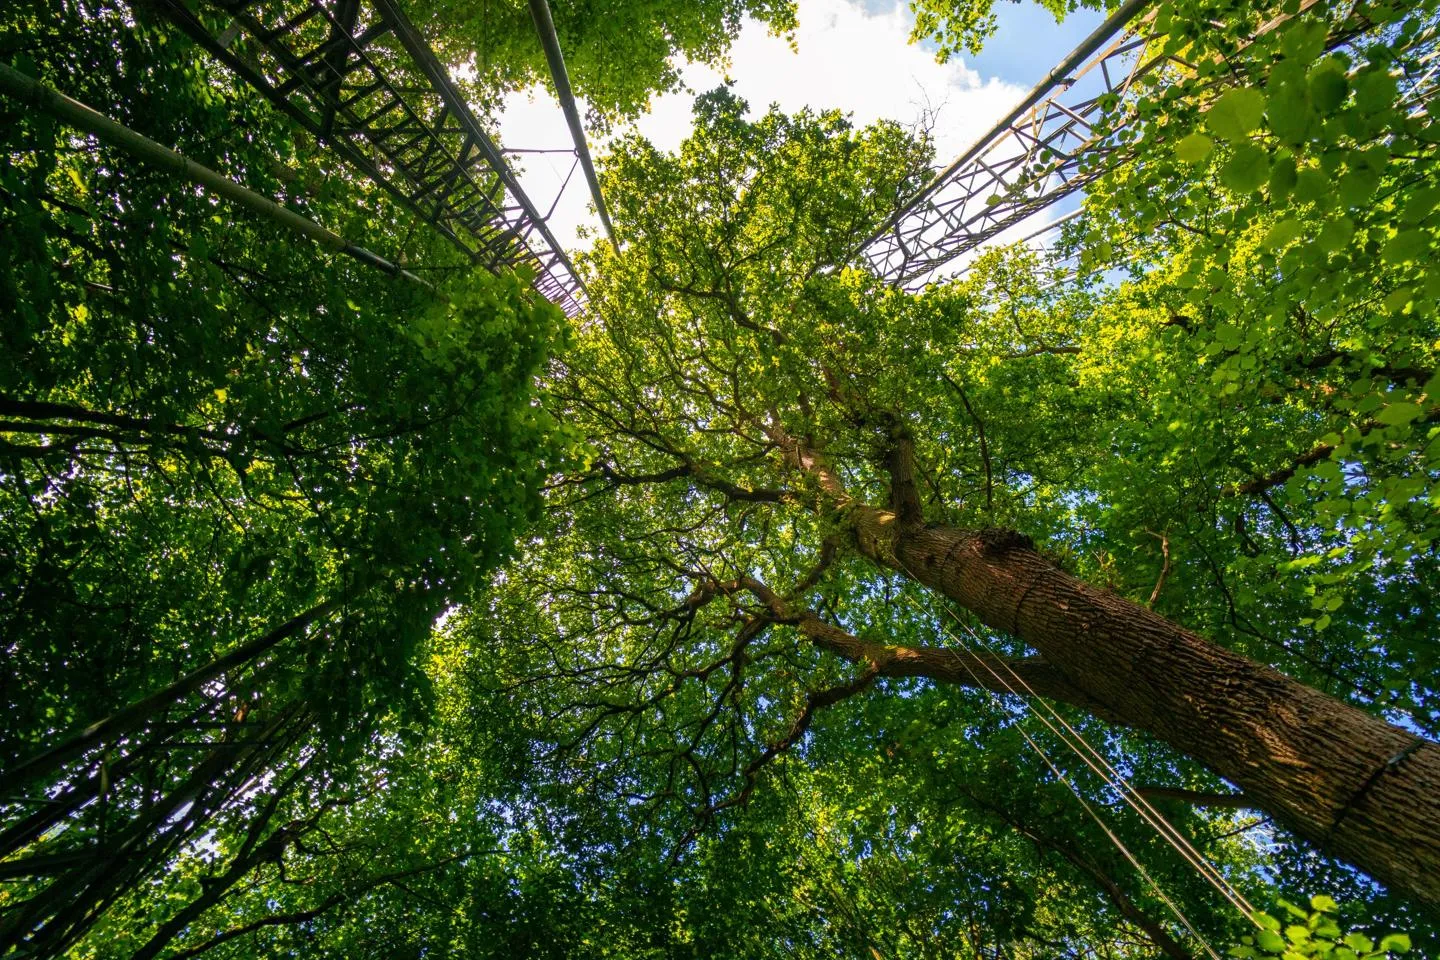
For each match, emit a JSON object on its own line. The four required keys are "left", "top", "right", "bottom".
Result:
{"left": 2, "top": 0, "right": 1439, "bottom": 957}
{"left": 415, "top": 0, "right": 798, "bottom": 122}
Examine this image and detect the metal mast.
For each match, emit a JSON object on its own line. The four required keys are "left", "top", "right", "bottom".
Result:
{"left": 859, "top": 0, "right": 1436, "bottom": 291}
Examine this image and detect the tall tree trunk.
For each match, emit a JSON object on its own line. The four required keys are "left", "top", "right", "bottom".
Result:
{"left": 847, "top": 504, "right": 1440, "bottom": 907}
{"left": 0, "top": 707, "right": 306, "bottom": 957}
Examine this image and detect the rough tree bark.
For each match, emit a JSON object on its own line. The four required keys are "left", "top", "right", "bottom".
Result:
{"left": 756, "top": 424, "right": 1440, "bottom": 905}
{"left": 845, "top": 499, "right": 1440, "bottom": 907}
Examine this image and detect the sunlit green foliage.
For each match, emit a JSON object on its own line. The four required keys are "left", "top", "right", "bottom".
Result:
{"left": 412, "top": 0, "right": 798, "bottom": 122}
{"left": 443, "top": 0, "right": 1438, "bottom": 951}
{"left": 1, "top": 0, "right": 1437, "bottom": 956}
{"left": 1, "top": 0, "right": 565, "bottom": 953}
{"left": 1, "top": 4, "right": 567, "bottom": 750}
{"left": 1061, "top": 0, "right": 1440, "bottom": 729}
{"left": 909, "top": 0, "right": 1101, "bottom": 59}
{"left": 1235, "top": 896, "right": 1412, "bottom": 960}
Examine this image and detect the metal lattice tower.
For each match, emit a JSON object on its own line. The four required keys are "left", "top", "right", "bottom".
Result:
{"left": 859, "top": 0, "right": 1438, "bottom": 292}
{"left": 857, "top": 0, "right": 1151, "bottom": 291}
{"left": 139, "top": 0, "right": 1440, "bottom": 309}
{"left": 153, "top": 0, "right": 595, "bottom": 314}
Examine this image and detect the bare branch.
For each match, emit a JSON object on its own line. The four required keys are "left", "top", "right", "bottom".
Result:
{"left": 1224, "top": 439, "right": 1338, "bottom": 497}
{"left": 162, "top": 852, "right": 477, "bottom": 960}
{"left": 719, "top": 577, "right": 1119, "bottom": 722}
{"left": 939, "top": 371, "right": 993, "bottom": 513}
{"left": 1144, "top": 529, "right": 1171, "bottom": 609}
{"left": 761, "top": 420, "right": 849, "bottom": 500}
{"left": 1224, "top": 404, "right": 1439, "bottom": 497}
{"left": 788, "top": 540, "right": 838, "bottom": 600}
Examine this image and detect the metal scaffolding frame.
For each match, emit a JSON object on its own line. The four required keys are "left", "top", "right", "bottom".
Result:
{"left": 0, "top": 61, "right": 438, "bottom": 290}
{"left": 856, "top": 0, "right": 1152, "bottom": 291}
{"left": 152, "top": 0, "right": 591, "bottom": 314}
{"left": 138, "top": 0, "right": 1437, "bottom": 309}
{"left": 860, "top": 0, "right": 1438, "bottom": 292}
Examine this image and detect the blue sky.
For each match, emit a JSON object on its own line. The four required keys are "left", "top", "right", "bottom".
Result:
{"left": 970, "top": 2, "right": 1104, "bottom": 84}
{"left": 499, "top": 0, "right": 1108, "bottom": 251}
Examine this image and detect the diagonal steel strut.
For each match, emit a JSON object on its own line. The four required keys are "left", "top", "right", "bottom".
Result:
{"left": 857, "top": 0, "right": 1153, "bottom": 291}
{"left": 861, "top": 0, "right": 1436, "bottom": 291}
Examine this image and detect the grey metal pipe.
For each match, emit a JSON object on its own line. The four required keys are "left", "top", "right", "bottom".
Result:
{"left": 0, "top": 61, "right": 434, "bottom": 291}
{"left": 372, "top": 0, "right": 589, "bottom": 296}
{"left": 526, "top": 0, "right": 616, "bottom": 244}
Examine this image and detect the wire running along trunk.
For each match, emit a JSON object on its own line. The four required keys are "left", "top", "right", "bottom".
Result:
{"left": 846, "top": 502, "right": 1440, "bottom": 907}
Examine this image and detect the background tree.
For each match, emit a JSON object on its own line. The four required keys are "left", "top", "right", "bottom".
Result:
{"left": 409, "top": 0, "right": 798, "bottom": 123}
{"left": 3, "top": 0, "right": 1438, "bottom": 954}
{"left": 1063, "top": 0, "right": 1440, "bottom": 730}
{"left": 471, "top": 0, "right": 1440, "bottom": 934}
{"left": 0, "top": 0, "right": 566, "bottom": 952}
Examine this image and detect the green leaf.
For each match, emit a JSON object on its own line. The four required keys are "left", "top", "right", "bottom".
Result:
{"left": 1344, "top": 933, "right": 1374, "bottom": 954}
{"left": 1379, "top": 933, "right": 1411, "bottom": 954}
{"left": 1263, "top": 219, "right": 1303, "bottom": 251}
{"left": 1383, "top": 287, "right": 1413, "bottom": 314}
{"left": 1294, "top": 167, "right": 1330, "bottom": 203}
{"left": 1309, "top": 60, "right": 1350, "bottom": 114}
{"left": 1257, "top": 930, "right": 1287, "bottom": 953}
{"left": 1400, "top": 186, "right": 1440, "bottom": 225}
{"left": 1309, "top": 894, "right": 1338, "bottom": 913}
{"left": 1222, "top": 143, "right": 1270, "bottom": 193}
{"left": 1207, "top": 88, "right": 1268, "bottom": 141}
{"left": 1266, "top": 83, "right": 1313, "bottom": 145}
{"left": 1315, "top": 217, "right": 1355, "bottom": 253}
{"left": 1354, "top": 69, "right": 1399, "bottom": 117}
{"left": 1268, "top": 154, "right": 1297, "bottom": 198}
{"left": 1281, "top": 20, "right": 1328, "bottom": 63}
{"left": 1338, "top": 167, "right": 1381, "bottom": 207}
{"left": 1176, "top": 132, "right": 1215, "bottom": 163}
{"left": 1382, "top": 230, "right": 1427, "bottom": 265}
{"left": 1375, "top": 402, "right": 1422, "bottom": 427}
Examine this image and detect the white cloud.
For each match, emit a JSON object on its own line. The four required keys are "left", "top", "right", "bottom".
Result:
{"left": 634, "top": 0, "right": 1025, "bottom": 161}
{"left": 497, "top": 0, "right": 1029, "bottom": 255}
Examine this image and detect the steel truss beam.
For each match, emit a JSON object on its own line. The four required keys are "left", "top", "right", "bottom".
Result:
{"left": 861, "top": 0, "right": 1438, "bottom": 292}
{"left": 154, "top": 0, "right": 587, "bottom": 314}
{"left": 857, "top": 0, "right": 1152, "bottom": 291}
